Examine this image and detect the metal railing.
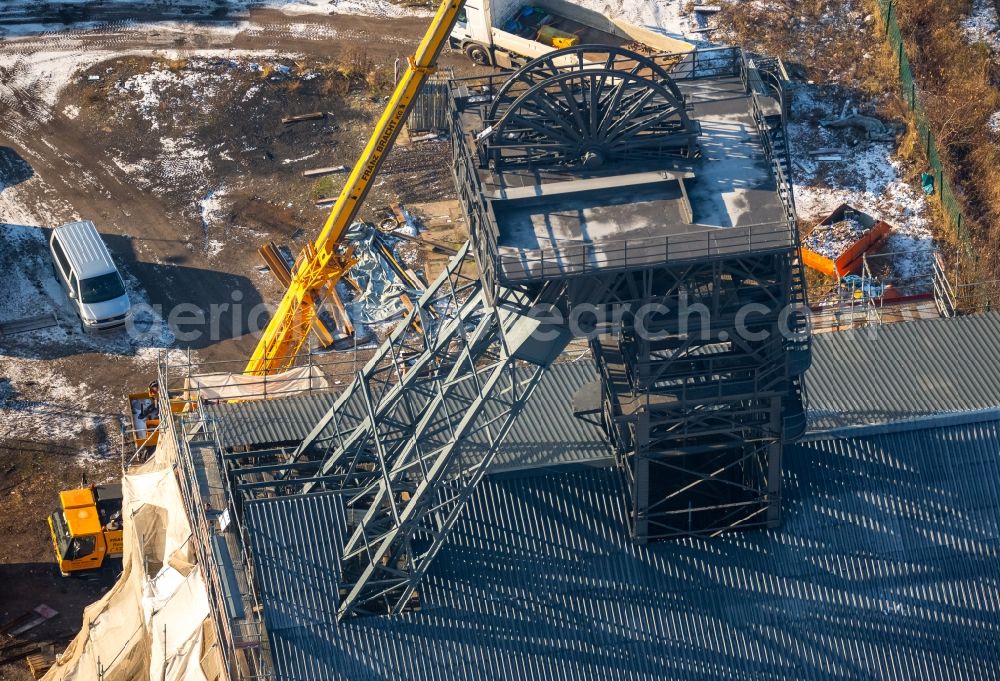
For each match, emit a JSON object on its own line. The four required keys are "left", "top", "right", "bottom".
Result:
{"left": 495, "top": 220, "right": 793, "bottom": 281}
{"left": 170, "top": 406, "right": 275, "bottom": 681}
{"left": 448, "top": 46, "right": 803, "bottom": 287}
{"left": 933, "top": 252, "right": 957, "bottom": 318}
{"left": 742, "top": 56, "right": 797, "bottom": 235}
{"left": 669, "top": 46, "right": 742, "bottom": 80}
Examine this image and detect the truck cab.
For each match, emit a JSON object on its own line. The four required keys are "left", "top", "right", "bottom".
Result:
{"left": 48, "top": 484, "right": 124, "bottom": 576}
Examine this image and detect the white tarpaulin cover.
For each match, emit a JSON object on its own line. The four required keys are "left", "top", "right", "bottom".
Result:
{"left": 44, "top": 433, "right": 222, "bottom": 681}
{"left": 184, "top": 364, "right": 328, "bottom": 402}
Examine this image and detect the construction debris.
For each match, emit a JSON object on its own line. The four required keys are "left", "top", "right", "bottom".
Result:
{"left": 2, "top": 605, "right": 58, "bottom": 638}
{"left": 302, "top": 165, "right": 347, "bottom": 177}
{"left": 390, "top": 201, "right": 420, "bottom": 236}
{"left": 800, "top": 204, "right": 892, "bottom": 277}
{"left": 258, "top": 241, "right": 353, "bottom": 344}
{"left": 819, "top": 112, "right": 900, "bottom": 141}
{"left": 804, "top": 216, "right": 868, "bottom": 257}
{"left": 26, "top": 651, "right": 54, "bottom": 679}
{"left": 281, "top": 111, "right": 325, "bottom": 124}
{"left": 0, "top": 606, "right": 58, "bottom": 668}
{"left": 390, "top": 229, "right": 460, "bottom": 256}
{"left": 408, "top": 132, "right": 441, "bottom": 143}
{"left": 343, "top": 223, "right": 413, "bottom": 325}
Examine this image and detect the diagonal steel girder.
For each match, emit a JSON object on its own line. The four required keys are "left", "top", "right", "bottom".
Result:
{"left": 282, "top": 241, "right": 484, "bottom": 488}
{"left": 284, "top": 241, "right": 571, "bottom": 618}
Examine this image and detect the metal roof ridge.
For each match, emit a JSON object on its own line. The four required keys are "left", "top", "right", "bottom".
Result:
{"left": 801, "top": 406, "right": 1000, "bottom": 442}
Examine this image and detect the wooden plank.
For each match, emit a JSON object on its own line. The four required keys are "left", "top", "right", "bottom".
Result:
{"left": 258, "top": 242, "right": 292, "bottom": 288}
{"left": 302, "top": 165, "right": 347, "bottom": 178}
{"left": 26, "top": 653, "right": 52, "bottom": 679}
{"left": 0, "top": 312, "right": 58, "bottom": 336}
{"left": 343, "top": 274, "right": 362, "bottom": 294}
{"left": 8, "top": 606, "right": 57, "bottom": 638}
{"left": 399, "top": 294, "right": 422, "bottom": 334}
{"left": 390, "top": 202, "right": 407, "bottom": 225}
{"left": 404, "top": 268, "right": 427, "bottom": 291}
{"left": 0, "top": 644, "right": 40, "bottom": 666}
{"left": 281, "top": 111, "right": 324, "bottom": 124}
{"left": 408, "top": 132, "right": 440, "bottom": 143}
{"left": 320, "top": 281, "right": 354, "bottom": 341}
{"left": 0, "top": 612, "right": 33, "bottom": 636}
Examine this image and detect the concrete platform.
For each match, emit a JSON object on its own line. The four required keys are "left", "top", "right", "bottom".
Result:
{"left": 459, "top": 75, "right": 793, "bottom": 282}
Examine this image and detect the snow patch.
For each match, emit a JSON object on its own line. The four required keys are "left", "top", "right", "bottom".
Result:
{"left": 0, "top": 358, "right": 102, "bottom": 446}
{"left": 963, "top": 0, "right": 1000, "bottom": 52}
{"left": 0, "top": 224, "right": 179, "bottom": 458}
{"left": 573, "top": 0, "right": 703, "bottom": 41}
{"left": 989, "top": 110, "right": 1000, "bottom": 135}
{"left": 281, "top": 151, "right": 320, "bottom": 165}
{"left": 0, "top": 50, "right": 116, "bottom": 124}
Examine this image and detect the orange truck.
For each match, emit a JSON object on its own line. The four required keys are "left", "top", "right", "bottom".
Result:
{"left": 801, "top": 203, "right": 891, "bottom": 277}
{"left": 48, "top": 484, "right": 124, "bottom": 576}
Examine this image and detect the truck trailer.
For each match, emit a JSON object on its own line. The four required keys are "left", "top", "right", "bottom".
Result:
{"left": 450, "top": 0, "right": 693, "bottom": 68}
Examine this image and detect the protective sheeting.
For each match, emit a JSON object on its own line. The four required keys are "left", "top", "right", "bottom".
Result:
{"left": 44, "top": 432, "right": 223, "bottom": 681}
{"left": 343, "top": 222, "right": 407, "bottom": 324}
{"left": 183, "top": 364, "right": 328, "bottom": 402}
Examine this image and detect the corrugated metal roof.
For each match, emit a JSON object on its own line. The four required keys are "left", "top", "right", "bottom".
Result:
{"left": 210, "top": 313, "right": 1000, "bottom": 455}
{"left": 244, "top": 493, "right": 344, "bottom": 634}
{"left": 806, "top": 312, "right": 1000, "bottom": 431}
{"left": 207, "top": 391, "right": 340, "bottom": 450}
{"left": 207, "top": 359, "right": 611, "bottom": 473}
{"left": 251, "top": 418, "right": 1000, "bottom": 681}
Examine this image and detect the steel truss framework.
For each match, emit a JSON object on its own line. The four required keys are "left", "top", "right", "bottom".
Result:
{"left": 432, "top": 250, "right": 808, "bottom": 542}
{"left": 559, "top": 252, "right": 811, "bottom": 542}
{"left": 229, "top": 243, "right": 571, "bottom": 619}
{"left": 482, "top": 45, "right": 698, "bottom": 169}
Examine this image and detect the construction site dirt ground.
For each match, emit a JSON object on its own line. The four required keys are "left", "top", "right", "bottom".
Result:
{"left": 0, "top": 9, "right": 474, "bottom": 679}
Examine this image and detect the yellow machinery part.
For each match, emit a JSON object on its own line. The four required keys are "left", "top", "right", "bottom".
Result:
{"left": 245, "top": 0, "right": 466, "bottom": 377}
{"left": 537, "top": 25, "right": 579, "bottom": 49}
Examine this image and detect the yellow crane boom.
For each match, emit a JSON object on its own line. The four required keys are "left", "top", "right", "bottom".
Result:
{"left": 245, "top": 0, "right": 465, "bottom": 376}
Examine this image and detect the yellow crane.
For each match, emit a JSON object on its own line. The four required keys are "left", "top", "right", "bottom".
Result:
{"left": 245, "top": 0, "right": 465, "bottom": 376}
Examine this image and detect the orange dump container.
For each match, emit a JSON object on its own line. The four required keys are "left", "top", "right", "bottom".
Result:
{"left": 800, "top": 204, "right": 891, "bottom": 277}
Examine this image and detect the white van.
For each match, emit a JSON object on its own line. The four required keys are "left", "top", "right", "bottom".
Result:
{"left": 49, "top": 220, "right": 131, "bottom": 331}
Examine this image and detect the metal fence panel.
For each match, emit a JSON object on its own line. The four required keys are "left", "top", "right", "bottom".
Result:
{"left": 876, "top": 0, "right": 973, "bottom": 255}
